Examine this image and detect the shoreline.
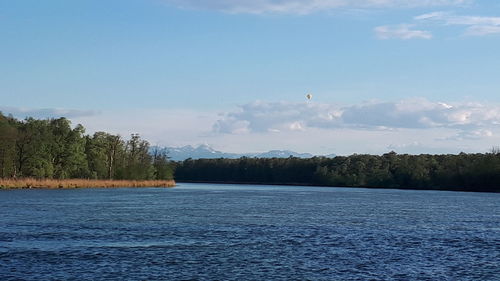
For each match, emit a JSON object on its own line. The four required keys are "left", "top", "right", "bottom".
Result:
{"left": 0, "top": 179, "right": 175, "bottom": 189}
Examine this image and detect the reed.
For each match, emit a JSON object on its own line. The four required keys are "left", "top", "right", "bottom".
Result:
{"left": 0, "top": 178, "right": 175, "bottom": 189}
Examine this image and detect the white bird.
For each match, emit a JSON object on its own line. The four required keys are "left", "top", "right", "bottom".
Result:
{"left": 306, "top": 93, "right": 313, "bottom": 100}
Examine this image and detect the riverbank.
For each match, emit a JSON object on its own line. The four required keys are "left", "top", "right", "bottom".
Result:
{"left": 0, "top": 179, "right": 175, "bottom": 189}
{"left": 175, "top": 154, "right": 500, "bottom": 193}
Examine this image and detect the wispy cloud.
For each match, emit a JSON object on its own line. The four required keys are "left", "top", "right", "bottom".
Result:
{"left": 415, "top": 11, "right": 500, "bottom": 36}
{"left": 165, "top": 0, "right": 470, "bottom": 14}
{"left": 0, "top": 106, "right": 98, "bottom": 120}
{"left": 415, "top": 12, "right": 500, "bottom": 26}
{"left": 374, "top": 24, "right": 432, "bottom": 39}
{"left": 443, "top": 129, "right": 494, "bottom": 141}
{"left": 464, "top": 25, "right": 500, "bottom": 36}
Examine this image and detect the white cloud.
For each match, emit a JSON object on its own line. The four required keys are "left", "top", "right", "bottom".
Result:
{"left": 289, "top": 121, "right": 305, "bottom": 131}
{"left": 415, "top": 11, "right": 500, "bottom": 36}
{"left": 454, "top": 129, "right": 493, "bottom": 140}
{"left": 209, "top": 99, "right": 500, "bottom": 154}
{"left": 212, "top": 101, "right": 343, "bottom": 133}
{"left": 165, "top": 0, "right": 470, "bottom": 14}
{"left": 374, "top": 24, "right": 432, "bottom": 39}
{"left": 213, "top": 98, "right": 500, "bottom": 134}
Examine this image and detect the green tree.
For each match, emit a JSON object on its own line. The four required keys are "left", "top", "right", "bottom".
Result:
{"left": 0, "top": 113, "right": 18, "bottom": 177}
{"left": 15, "top": 118, "right": 53, "bottom": 178}
{"left": 151, "top": 147, "right": 174, "bottom": 180}
{"left": 85, "top": 132, "right": 124, "bottom": 179}
{"left": 48, "top": 118, "right": 88, "bottom": 179}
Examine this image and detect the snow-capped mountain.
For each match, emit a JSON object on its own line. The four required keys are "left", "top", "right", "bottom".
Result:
{"left": 165, "top": 144, "right": 238, "bottom": 161}
{"left": 161, "top": 145, "right": 334, "bottom": 161}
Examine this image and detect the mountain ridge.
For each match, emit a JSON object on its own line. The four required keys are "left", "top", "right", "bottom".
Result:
{"left": 156, "top": 145, "right": 336, "bottom": 161}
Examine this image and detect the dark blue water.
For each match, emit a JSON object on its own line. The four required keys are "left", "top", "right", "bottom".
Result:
{"left": 1, "top": 184, "right": 499, "bottom": 280}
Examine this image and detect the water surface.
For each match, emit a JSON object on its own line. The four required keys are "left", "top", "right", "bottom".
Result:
{"left": 1, "top": 184, "right": 499, "bottom": 280}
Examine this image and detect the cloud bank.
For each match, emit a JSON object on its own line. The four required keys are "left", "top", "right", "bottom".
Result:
{"left": 213, "top": 98, "right": 500, "bottom": 134}
{"left": 209, "top": 98, "right": 499, "bottom": 154}
{"left": 5, "top": 98, "right": 496, "bottom": 155}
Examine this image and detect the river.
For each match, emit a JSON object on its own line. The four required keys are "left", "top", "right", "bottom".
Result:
{"left": 1, "top": 183, "right": 499, "bottom": 280}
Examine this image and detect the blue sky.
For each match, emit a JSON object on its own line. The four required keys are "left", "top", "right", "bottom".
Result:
{"left": 1, "top": 0, "right": 500, "bottom": 155}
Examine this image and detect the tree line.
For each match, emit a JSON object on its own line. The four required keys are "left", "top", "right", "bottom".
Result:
{"left": 174, "top": 151, "right": 500, "bottom": 192}
{"left": 0, "top": 113, "right": 173, "bottom": 180}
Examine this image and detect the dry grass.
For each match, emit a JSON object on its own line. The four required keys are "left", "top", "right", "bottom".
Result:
{"left": 0, "top": 178, "right": 175, "bottom": 189}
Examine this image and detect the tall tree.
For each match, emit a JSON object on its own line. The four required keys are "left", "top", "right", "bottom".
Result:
{"left": 48, "top": 118, "right": 88, "bottom": 179}
{"left": 151, "top": 146, "right": 174, "bottom": 180}
{"left": 0, "top": 113, "right": 17, "bottom": 178}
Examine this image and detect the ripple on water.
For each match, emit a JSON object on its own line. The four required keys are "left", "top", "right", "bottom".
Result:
{"left": 0, "top": 184, "right": 499, "bottom": 280}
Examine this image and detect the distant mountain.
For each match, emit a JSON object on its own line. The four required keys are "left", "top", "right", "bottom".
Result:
{"left": 164, "top": 144, "right": 239, "bottom": 161}
{"left": 251, "top": 150, "right": 314, "bottom": 159}
{"left": 160, "top": 144, "right": 335, "bottom": 161}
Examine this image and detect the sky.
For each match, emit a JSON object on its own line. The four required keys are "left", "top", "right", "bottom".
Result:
{"left": 1, "top": 0, "right": 500, "bottom": 155}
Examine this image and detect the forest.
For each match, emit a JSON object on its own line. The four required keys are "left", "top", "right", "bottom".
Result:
{"left": 175, "top": 151, "right": 500, "bottom": 192}
{"left": 0, "top": 113, "right": 173, "bottom": 180}
{"left": 2, "top": 112, "right": 499, "bottom": 192}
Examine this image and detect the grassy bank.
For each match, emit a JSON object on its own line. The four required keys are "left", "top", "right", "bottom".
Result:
{"left": 0, "top": 179, "right": 175, "bottom": 189}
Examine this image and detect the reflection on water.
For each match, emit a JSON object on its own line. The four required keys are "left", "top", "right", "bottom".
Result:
{"left": 1, "top": 184, "right": 499, "bottom": 280}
